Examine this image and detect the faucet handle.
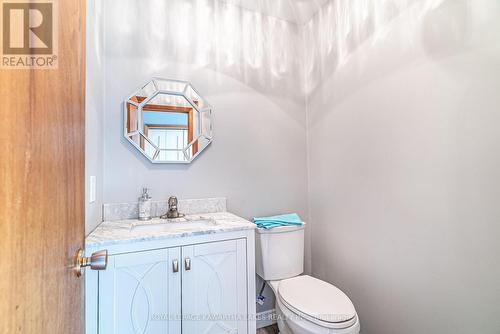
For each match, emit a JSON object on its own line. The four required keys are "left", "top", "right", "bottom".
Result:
{"left": 160, "top": 196, "right": 184, "bottom": 219}
{"left": 168, "top": 196, "right": 178, "bottom": 207}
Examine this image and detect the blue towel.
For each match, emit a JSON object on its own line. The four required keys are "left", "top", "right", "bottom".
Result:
{"left": 253, "top": 213, "right": 303, "bottom": 229}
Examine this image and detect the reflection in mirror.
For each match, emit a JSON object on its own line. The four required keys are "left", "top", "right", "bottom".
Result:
{"left": 124, "top": 78, "right": 213, "bottom": 163}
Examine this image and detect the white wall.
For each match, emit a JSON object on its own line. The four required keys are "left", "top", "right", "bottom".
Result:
{"left": 85, "top": 0, "right": 105, "bottom": 234}
{"left": 305, "top": 0, "right": 500, "bottom": 333}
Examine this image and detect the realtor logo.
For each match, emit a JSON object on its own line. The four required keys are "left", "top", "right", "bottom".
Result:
{"left": 1, "top": 0, "right": 58, "bottom": 68}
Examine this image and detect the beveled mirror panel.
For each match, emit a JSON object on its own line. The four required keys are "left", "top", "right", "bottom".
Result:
{"left": 124, "top": 78, "right": 213, "bottom": 163}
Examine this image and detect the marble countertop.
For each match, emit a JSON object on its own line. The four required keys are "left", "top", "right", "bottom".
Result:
{"left": 86, "top": 211, "right": 256, "bottom": 247}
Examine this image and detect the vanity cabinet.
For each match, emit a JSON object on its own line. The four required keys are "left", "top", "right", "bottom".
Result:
{"left": 86, "top": 229, "right": 256, "bottom": 334}
{"left": 98, "top": 248, "right": 182, "bottom": 334}
{"left": 182, "top": 239, "right": 247, "bottom": 334}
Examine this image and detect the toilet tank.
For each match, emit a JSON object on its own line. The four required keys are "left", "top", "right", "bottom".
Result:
{"left": 255, "top": 224, "right": 305, "bottom": 281}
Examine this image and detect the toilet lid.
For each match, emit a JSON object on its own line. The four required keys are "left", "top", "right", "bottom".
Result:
{"left": 278, "top": 275, "right": 356, "bottom": 324}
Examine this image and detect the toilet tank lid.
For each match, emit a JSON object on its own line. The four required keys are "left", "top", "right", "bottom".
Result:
{"left": 255, "top": 223, "right": 306, "bottom": 234}
{"left": 278, "top": 275, "right": 356, "bottom": 324}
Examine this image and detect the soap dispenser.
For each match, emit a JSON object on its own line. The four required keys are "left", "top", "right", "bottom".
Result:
{"left": 138, "top": 188, "right": 152, "bottom": 221}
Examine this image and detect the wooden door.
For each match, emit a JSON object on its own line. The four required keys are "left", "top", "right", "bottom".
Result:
{"left": 182, "top": 239, "right": 248, "bottom": 334}
{"left": 98, "top": 248, "right": 182, "bottom": 334}
{"left": 0, "top": 0, "right": 86, "bottom": 333}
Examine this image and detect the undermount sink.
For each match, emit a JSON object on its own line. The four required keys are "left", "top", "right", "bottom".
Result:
{"left": 130, "top": 217, "right": 217, "bottom": 233}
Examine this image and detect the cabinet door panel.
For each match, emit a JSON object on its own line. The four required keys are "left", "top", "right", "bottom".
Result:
{"left": 182, "top": 239, "right": 247, "bottom": 334}
{"left": 98, "top": 248, "right": 181, "bottom": 334}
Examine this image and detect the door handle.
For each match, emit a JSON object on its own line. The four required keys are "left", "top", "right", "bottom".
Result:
{"left": 184, "top": 257, "right": 191, "bottom": 271}
{"left": 74, "top": 248, "right": 108, "bottom": 277}
{"left": 172, "top": 259, "right": 179, "bottom": 273}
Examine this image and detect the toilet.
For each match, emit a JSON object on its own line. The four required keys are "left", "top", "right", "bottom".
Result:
{"left": 256, "top": 225, "right": 360, "bottom": 334}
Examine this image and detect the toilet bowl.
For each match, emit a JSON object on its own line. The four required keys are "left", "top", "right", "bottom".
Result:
{"left": 268, "top": 276, "right": 360, "bottom": 334}
{"left": 255, "top": 225, "right": 360, "bottom": 334}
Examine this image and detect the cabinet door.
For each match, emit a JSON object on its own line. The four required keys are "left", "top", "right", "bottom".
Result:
{"left": 182, "top": 239, "right": 247, "bottom": 334}
{"left": 98, "top": 248, "right": 182, "bottom": 334}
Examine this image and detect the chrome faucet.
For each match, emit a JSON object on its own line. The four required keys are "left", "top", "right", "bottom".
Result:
{"left": 160, "top": 196, "right": 185, "bottom": 219}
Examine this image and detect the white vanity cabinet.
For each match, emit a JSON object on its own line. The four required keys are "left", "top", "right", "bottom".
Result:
{"left": 182, "top": 239, "right": 248, "bottom": 334}
{"left": 98, "top": 248, "right": 182, "bottom": 334}
{"left": 85, "top": 228, "right": 256, "bottom": 334}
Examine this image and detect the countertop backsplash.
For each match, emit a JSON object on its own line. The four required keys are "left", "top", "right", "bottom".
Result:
{"left": 102, "top": 197, "right": 227, "bottom": 222}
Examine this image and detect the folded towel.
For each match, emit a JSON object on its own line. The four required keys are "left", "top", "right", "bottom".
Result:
{"left": 253, "top": 213, "right": 303, "bottom": 229}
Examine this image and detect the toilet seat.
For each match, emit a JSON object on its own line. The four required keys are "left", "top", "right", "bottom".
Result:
{"left": 276, "top": 275, "right": 358, "bottom": 329}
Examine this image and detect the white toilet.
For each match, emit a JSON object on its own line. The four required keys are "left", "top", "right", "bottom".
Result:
{"left": 256, "top": 225, "right": 360, "bottom": 334}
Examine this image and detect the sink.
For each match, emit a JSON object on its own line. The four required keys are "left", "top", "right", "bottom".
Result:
{"left": 130, "top": 217, "right": 217, "bottom": 233}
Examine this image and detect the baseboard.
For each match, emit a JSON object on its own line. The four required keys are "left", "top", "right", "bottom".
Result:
{"left": 256, "top": 309, "right": 276, "bottom": 329}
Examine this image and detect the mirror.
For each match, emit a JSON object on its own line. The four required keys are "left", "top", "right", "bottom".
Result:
{"left": 124, "top": 78, "right": 213, "bottom": 163}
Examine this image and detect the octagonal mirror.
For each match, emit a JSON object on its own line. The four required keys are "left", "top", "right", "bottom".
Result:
{"left": 124, "top": 78, "right": 213, "bottom": 163}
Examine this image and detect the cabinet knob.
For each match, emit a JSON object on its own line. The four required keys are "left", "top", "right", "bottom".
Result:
{"left": 172, "top": 259, "right": 179, "bottom": 273}
{"left": 184, "top": 257, "right": 191, "bottom": 271}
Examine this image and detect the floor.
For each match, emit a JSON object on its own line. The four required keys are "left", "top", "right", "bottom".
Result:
{"left": 257, "top": 324, "right": 279, "bottom": 334}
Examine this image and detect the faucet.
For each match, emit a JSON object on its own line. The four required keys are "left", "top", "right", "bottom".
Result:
{"left": 160, "top": 196, "right": 185, "bottom": 219}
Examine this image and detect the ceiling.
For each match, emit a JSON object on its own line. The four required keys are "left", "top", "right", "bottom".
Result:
{"left": 220, "top": 0, "right": 329, "bottom": 24}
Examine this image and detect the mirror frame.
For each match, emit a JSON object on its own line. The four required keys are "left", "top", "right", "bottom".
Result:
{"left": 123, "top": 78, "right": 213, "bottom": 164}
